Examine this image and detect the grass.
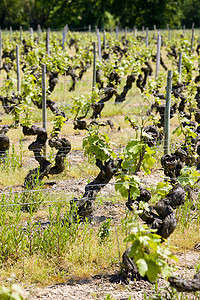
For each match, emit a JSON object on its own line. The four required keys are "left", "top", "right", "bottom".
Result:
{"left": 0, "top": 203, "right": 126, "bottom": 286}
{"left": 0, "top": 28, "right": 200, "bottom": 299}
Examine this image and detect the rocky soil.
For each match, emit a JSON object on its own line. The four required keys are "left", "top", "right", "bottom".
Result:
{"left": 29, "top": 251, "right": 200, "bottom": 299}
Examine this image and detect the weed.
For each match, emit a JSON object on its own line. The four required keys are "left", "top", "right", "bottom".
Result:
{"left": 98, "top": 218, "right": 111, "bottom": 244}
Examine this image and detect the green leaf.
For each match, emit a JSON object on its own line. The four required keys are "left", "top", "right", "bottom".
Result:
{"left": 128, "top": 145, "right": 140, "bottom": 154}
{"left": 177, "top": 166, "right": 200, "bottom": 187}
{"left": 136, "top": 258, "right": 148, "bottom": 277}
{"left": 142, "top": 131, "right": 153, "bottom": 139}
{"left": 161, "top": 263, "right": 173, "bottom": 278}
{"left": 146, "top": 259, "right": 160, "bottom": 282}
{"left": 156, "top": 181, "right": 172, "bottom": 197}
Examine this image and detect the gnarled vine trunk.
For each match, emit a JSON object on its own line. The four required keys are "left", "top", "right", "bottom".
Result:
{"left": 71, "top": 158, "right": 120, "bottom": 218}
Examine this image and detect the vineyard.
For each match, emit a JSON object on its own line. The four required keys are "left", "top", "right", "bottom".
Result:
{"left": 0, "top": 27, "right": 200, "bottom": 299}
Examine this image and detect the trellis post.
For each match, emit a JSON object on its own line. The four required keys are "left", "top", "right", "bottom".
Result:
{"left": 92, "top": 42, "right": 96, "bottom": 92}
{"left": 46, "top": 28, "right": 50, "bottom": 55}
{"left": 167, "top": 24, "right": 171, "bottom": 41}
{"left": 0, "top": 30, "right": 2, "bottom": 71}
{"left": 183, "top": 25, "right": 185, "bottom": 35}
{"left": 164, "top": 70, "right": 173, "bottom": 155}
{"left": 38, "top": 24, "right": 41, "bottom": 42}
{"left": 30, "top": 27, "right": 33, "bottom": 42}
{"left": 178, "top": 52, "right": 182, "bottom": 82}
{"left": 142, "top": 26, "right": 144, "bottom": 35}
{"left": 155, "top": 34, "right": 161, "bottom": 78}
{"left": 10, "top": 26, "right": 12, "bottom": 42}
{"left": 16, "top": 45, "right": 21, "bottom": 93}
{"left": 103, "top": 30, "right": 106, "bottom": 51}
{"left": 42, "top": 64, "right": 47, "bottom": 158}
{"left": 97, "top": 29, "right": 102, "bottom": 61}
{"left": 62, "top": 30, "right": 66, "bottom": 50}
{"left": 20, "top": 26, "right": 23, "bottom": 44}
{"left": 153, "top": 24, "right": 156, "bottom": 38}
{"left": 116, "top": 26, "right": 119, "bottom": 39}
{"left": 133, "top": 26, "right": 137, "bottom": 38}
{"left": 191, "top": 23, "right": 195, "bottom": 53}
{"left": 125, "top": 26, "right": 127, "bottom": 38}
{"left": 146, "top": 27, "right": 148, "bottom": 47}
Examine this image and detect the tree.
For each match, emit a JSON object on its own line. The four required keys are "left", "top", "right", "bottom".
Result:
{"left": 23, "top": 0, "right": 58, "bottom": 29}
{"left": 0, "top": 0, "right": 25, "bottom": 29}
{"left": 110, "top": 0, "right": 182, "bottom": 29}
{"left": 181, "top": 0, "right": 200, "bottom": 28}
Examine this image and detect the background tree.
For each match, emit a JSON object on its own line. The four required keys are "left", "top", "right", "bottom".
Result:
{"left": 0, "top": 0, "right": 24, "bottom": 29}
{"left": 0, "top": 0, "right": 198, "bottom": 30}
{"left": 181, "top": 0, "right": 200, "bottom": 28}
{"left": 23, "top": 0, "right": 58, "bottom": 29}
{"left": 110, "top": 0, "right": 182, "bottom": 29}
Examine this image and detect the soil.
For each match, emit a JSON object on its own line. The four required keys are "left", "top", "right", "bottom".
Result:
{"left": 28, "top": 251, "right": 200, "bottom": 299}
{"left": 3, "top": 155, "right": 199, "bottom": 299}
{"left": 24, "top": 166, "right": 200, "bottom": 300}
{"left": 1, "top": 136, "right": 199, "bottom": 299}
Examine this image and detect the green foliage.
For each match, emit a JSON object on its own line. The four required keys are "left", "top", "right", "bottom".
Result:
{"left": 115, "top": 173, "right": 140, "bottom": 199}
{"left": 104, "top": 294, "right": 116, "bottom": 300}
{"left": 98, "top": 218, "right": 111, "bottom": 244}
{"left": 0, "top": 204, "right": 25, "bottom": 262}
{"left": 115, "top": 116, "right": 156, "bottom": 201}
{"left": 104, "top": 11, "right": 119, "bottom": 29}
{"left": 177, "top": 166, "right": 200, "bottom": 187}
{"left": 123, "top": 117, "right": 157, "bottom": 175}
{"left": 22, "top": 171, "right": 45, "bottom": 212}
{"left": 0, "top": 284, "right": 27, "bottom": 300}
{"left": 82, "top": 126, "right": 117, "bottom": 162}
{"left": 125, "top": 217, "right": 178, "bottom": 282}
{"left": 51, "top": 115, "right": 66, "bottom": 136}
{"left": 1, "top": 144, "right": 23, "bottom": 170}
{"left": 111, "top": 0, "right": 183, "bottom": 28}
{"left": 151, "top": 181, "right": 173, "bottom": 203}
{"left": 0, "top": 200, "right": 82, "bottom": 262}
{"left": 1, "top": 0, "right": 199, "bottom": 31}
{"left": 71, "top": 94, "right": 95, "bottom": 120}
{"left": 172, "top": 115, "right": 197, "bottom": 156}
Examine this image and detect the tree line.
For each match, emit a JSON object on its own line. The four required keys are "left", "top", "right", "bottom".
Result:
{"left": 0, "top": 0, "right": 199, "bottom": 31}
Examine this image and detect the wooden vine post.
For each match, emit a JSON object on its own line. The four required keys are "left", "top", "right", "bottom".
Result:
{"left": 16, "top": 45, "right": 21, "bottom": 93}
{"left": 146, "top": 27, "right": 148, "bottom": 47}
{"left": 62, "top": 25, "right": 68, "bottom": 50}
{"left": 30, "top": 27, "right": 33, "bottom": 42}
{"left": 20, "top": 26, "right": 23, "bottom": 44}
{"left": 178, "top": 52, "right": 182, "bottom": 82}
{"left": 191, "top": 23, "right": 195, "bottom": 53}
{"left": 183, "top": 25, "right": 186, "bottom": 35}
{"left": 0, "top": 29, "right": 2, "bottom": 71}
{"left": 38, "top": 24, "right": 41, "bottom": 42}
{"left": 116, "top": 26, "right": 119, "bottom": 40}
{"left": 10, "top": 26, "right": 12, "bottom": 42}
{"left": 153, "top": 24, "right": 156, "bottom": 38}
{"left": 167, "top": 24, "right": 171, "bottom": 41}
{"left": 155, "top": 34, "right": 161, "bottom": 78}
{"left": 103, "top": 30, "right": 106, "bottom": 51}
{"left": 46, "top": 28, "right": 50, "bottom": 55}
{"left": 125, "top": 26, "right": 127, "bottom": 38}
{"left": 92, "top": 42, "right": 96, "bottom": 92}
{"left": 164, "top": 70, "right": 173, "bottom": 155}
{"left": 97, "top": 29, "right": 102, "bottom": 61}
{"left": 133, "top": 26, "right": 137, "bottom": 38}
{"left": 62, "top": 30, "right": 65, "bottom": 50}
{"left": 42, "top": 64, "right": 47, "bottom": 157}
